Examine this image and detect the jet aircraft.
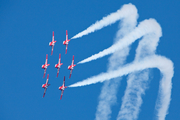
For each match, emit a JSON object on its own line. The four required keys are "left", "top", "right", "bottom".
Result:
{"left": 55, "top": 54, "right": 63, "bottom": 77}
{"left": 49, "top": 31, "right": 57, "bottom": 55}
{"left": 41, "top": 54, "right": 50, "bottom": 78}
{"left": 58, "top": 76, "right": 67, "bottom": 100}
{"left": 63, "top": 30, "right": 70, "bottom": 54}
{"left": 42, "top": 74, "right": 50, "bottom": 97}
{"left": 68, "top": 55, "right": 76, "bottom": 78}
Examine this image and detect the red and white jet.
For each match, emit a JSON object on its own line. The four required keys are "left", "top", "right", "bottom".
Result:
{"left": 68, "top": 55, "right": 76, "bottom": 78}
{"left": 49, "top": 31, "right": 57, "bottom": 55}
{"left": 55, "top": 54, "right": 63, "bottom": 77}
{"left": 58, "top": 76, "right": 67, "bottom": 100}
{"left": 42, "top": 74, "right": 50, "bottom": 98}
{"left": 63, "top": 30, "right": 70, "bottom": 54}
{"left": 41, "top": 54, "right": 50, "bottom": 78}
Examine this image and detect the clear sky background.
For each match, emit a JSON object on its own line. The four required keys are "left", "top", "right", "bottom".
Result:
{"left": 0, "top": 0, "right": 179, "bottom": 120}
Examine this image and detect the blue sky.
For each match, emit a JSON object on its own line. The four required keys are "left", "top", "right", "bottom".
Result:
{"left": 0, "top": 0, "right": 179, "bottom": 120}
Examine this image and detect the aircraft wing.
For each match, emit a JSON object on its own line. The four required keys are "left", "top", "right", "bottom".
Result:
{"left": 71, "top": 55, "right": 74, "bottom": 65}
{"left": 45, "top": 54, "right": 48, "bottom": 64}
{"left": 59, "top": 54, "right": 61, "bottom": 64}
{"left": 66, "top": 30, "right": 68, "bottom": 40}
{"left": 46, "top": 74, "right": 49, "bottom": 84}
{"left": 57, "top": 68, "right": 60, "bottom": 77}
{"left": 51, "top": 45, "right": 54, "bottom": 55}
{"left": 52, "top": 31, "right": 54, "bottom": 42}
{"left": 69, "top": 69, "right": 73, "bottom": 79}
{"left": 65, "top": 44, "right": 68, "bottom": 54}
{"left": 43, "top": 88, "right": 47, "bottom": 98}
{"left": 63, "top": 76, "right": 65, "bottom": 85}
{"left": 43, "top": 69, "right": 46, "bottom": 78}
{"left": 60, "top": 90, "right": 64, "bottom": 100}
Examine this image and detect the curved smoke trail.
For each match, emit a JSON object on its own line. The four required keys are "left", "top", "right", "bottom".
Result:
{"left": 69, "top": 3, "right": 174, "bottom": 120}
{"left": 69, "top": 56, "right": 173, "bottom": 88}
{"left": 70, "top": 55, "right": 174, "bottom": 120}
{"left": 77, "top": 19, "right": 161, "bottom": 64}
{"left": 71, "top": 3, "right": 137, "bottom": 39}
{"left": 95, "top": 18, "right": 137, "bottom": 120}
{"left": 117, "top": 32, "right": 162, "bottom": 119}
{"left": 95, "top": 5, "right": 138, "bottom": 119}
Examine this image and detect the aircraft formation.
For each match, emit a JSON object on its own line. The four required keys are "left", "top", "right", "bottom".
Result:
{"left": 41, "top": 30, "right": 75, "bottom": 100}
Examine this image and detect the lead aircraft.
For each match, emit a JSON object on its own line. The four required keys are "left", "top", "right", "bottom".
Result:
{"left": 49, "top": 31, "right": 57, "bottom": 55}
{"left": 68, "top": 55, "right": 76, "bottom": 78}
{"left": 59, "top": 76, "right": 67, "bottom": 100}
{"left": 41, "top": 54, "right": 50, "bottom": 78}
{"left": 63, "top": 30, "right": 70, "bottom": 54}
{"left": 55, "top": 54, "right": 63, "bottom": 77}
{"left": 42, "top": 74, "right": 50, "bottom": 97}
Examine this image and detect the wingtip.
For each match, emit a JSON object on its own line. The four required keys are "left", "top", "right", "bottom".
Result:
{"left": 47, "top": 74, "right": 49, "bottom": 79}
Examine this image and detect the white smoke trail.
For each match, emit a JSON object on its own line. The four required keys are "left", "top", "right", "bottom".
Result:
{"left": 117, "top": 70, "right": 150, "bottom": 120}
{"left": 95, "top": 48, "right": 130, "bottom": 120}
{"left": 69, "top": 55, "right": 173, "bottom": 88}
{"left": 78, "top": 19, "right": 161, "bottom": 64}
{"left": 95, "top": 77, "right": 121, "bottom": 120}
{"left": 117, "top": 33, "right": 160, "bottom": 120}
{"left": 95, "top": 9, "right": 138, "bottom": 120}
{"left": 69, "top": 3, "right": 174, "bottom": 120}
{"left": 71, "top": 3, "right": 137, "bottom": 39}
{"left": 70, "top": 55, "right": 174, "bottom": 120}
